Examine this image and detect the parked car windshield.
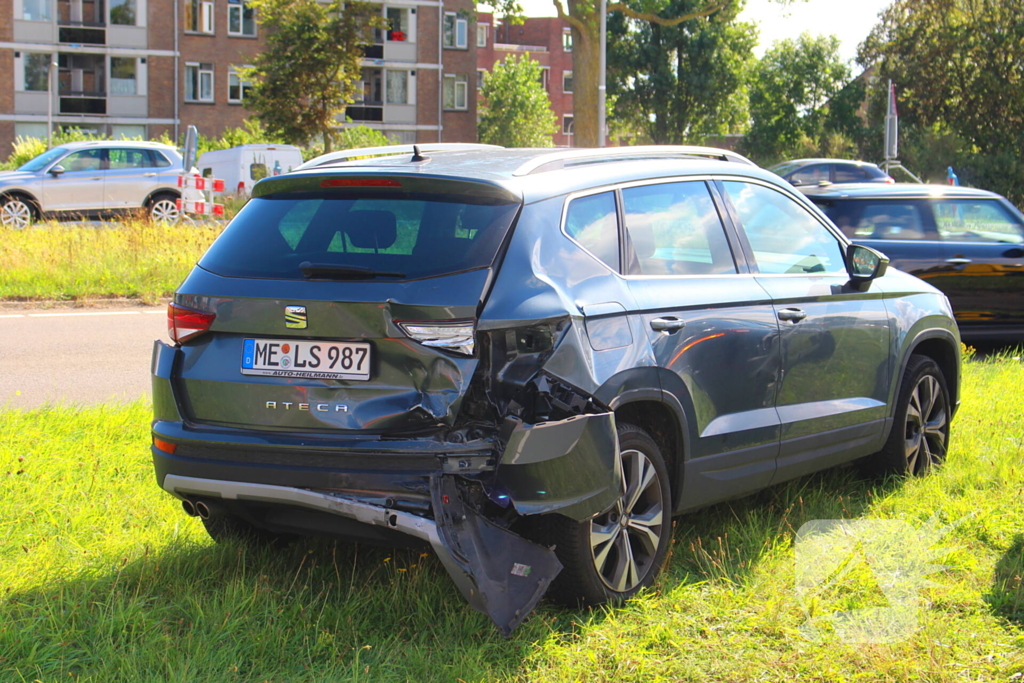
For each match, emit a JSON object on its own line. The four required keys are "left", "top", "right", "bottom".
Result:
{"left": 199, "top": 191, "right": 521, "bottom": 280}
{"left": 18, "top": 147, "right": 70, "bottom": 172}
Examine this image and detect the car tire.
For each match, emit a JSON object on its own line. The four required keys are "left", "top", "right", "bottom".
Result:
{"left": 535, "top": 422, "right": 673, "bottom": 607}
{"left": 201, "top": 514, "right": 296, "bottom": 549}
{"left": 148, "top": 193, "right": 180, "bottom": 223}
{"left": 863, "top": 354, "right": 950, "bottom": 477}
{"left": 0, "top": 195, "right": 36, "bottom": 229}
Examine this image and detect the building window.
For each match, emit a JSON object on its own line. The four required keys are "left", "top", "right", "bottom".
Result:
{"left": 185, "top": 63, "right": 214, "bottom": 102}
{"left": 228, "top": 68, "right": 252, "bottom": 103}
{"left": 23, "top": 53, "right": 52, "bottom": 92}
{"left": 477, "top": 23, "right": 487, "bottom": 47}
{"left": 476, "top": 69, "right": 485, "bottom": 90}
{"left": 110, "top": 57, "right": 137, "bottom": 95}
{"left": 443, "top": 74, "right": 468, "bottom": 110}
{"left": 563, "top": 70, "right": 573, "bottom": 93}
{"left": 228, "top": 2, "right": 256, "bottom": 37}
{"left": 386, "top": 70, "right": 409, "bottom": 104}
{"left": 185, "top": 0, "right": 215, "bottom": 33}
{"left": 563, "top": 115, "right": 574, "bottom": 135}
{"left": 109, "top": 0, "right": 136, "bottom": 25}
{"left": 386, "top": 6, "right": 409, "bottom": 41}
{"left": 443, "top": 13, "right": 468, "bottom": 49}
{"left": 563, "top": 30, "right": 572, "bottom": 52}
{"left": 22, "top": 0, "right": 52, "bottom": 21}
{"left": 538, "top": 67, "right": 549, "bottom": 91}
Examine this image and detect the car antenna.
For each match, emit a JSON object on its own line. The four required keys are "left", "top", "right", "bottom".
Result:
{"left": 411, "top": 145, "right": 428, "bottom": 162}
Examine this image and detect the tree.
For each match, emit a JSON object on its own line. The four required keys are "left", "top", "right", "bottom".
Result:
{"left": 478, "top": 55, "right": 558, "bottom": 147}
{"left": 243, "top": 0, "right": 384, "bottom": 153}
{"left": 607, "top": 0, "right": 754, "bottom": 144}
{"left": 742, "top": 33, "right": 852, "bottom": 164}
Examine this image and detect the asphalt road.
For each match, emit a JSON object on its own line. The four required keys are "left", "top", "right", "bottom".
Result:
{"left": 0, "top": 307, "right": 166, "bottom": 409}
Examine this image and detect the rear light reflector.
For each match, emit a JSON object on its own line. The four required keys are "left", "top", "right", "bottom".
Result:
{"left": 396, "top": 320, "right": 475, "bottom": 356}
{"left": 320, "top": 178, "right": 402, "bottom": 188}
{"left": 153, "top": 437, "right": 177, "bottom": 454}
{"left": 168, "top": 302, "right": 216, "bottom": 344}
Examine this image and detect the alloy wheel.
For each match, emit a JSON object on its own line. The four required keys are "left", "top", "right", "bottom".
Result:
{"left": 590, "top": 447, "right": 665, "bottom": 592}
{"left": 904, "top": 373, "right": 948, "bottom": 474}
{"left": 150, "top": 198, "right": 180, "bottom": 223}
{"left": 1, "top": 199, "right": 32, "bottom": 229}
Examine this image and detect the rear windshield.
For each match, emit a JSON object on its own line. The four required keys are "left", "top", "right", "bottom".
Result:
{"left": 199, "top": 191, "right": 521, "bottom": 280}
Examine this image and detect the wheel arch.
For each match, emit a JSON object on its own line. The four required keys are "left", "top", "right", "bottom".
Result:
{"left": 890, "top": 327, "right": 961, "bottom": 432}
{"left": 1, "top": 189, "right": 41, "bottom": 212}
{"left": 144, "top": 188, "right": 180, "bottom": 207}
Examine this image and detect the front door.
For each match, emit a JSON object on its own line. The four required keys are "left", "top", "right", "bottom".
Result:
{"left": 42, "top": 148, "right": 107, "bottom": 214}
{"left": 718, "top": 179, "right": 892, "bottom": 483}
{"left": 618, "top": 179, "right": 782, "bottom": 509}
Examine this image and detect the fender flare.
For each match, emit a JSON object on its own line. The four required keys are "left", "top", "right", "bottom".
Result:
{"left": 143, "top": 187, "right": 181, "bottom": 207}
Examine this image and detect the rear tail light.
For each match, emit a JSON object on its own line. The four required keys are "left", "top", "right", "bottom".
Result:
{"left": 168, "top": 302, "right": 216, "bottom": 344}
{"left": 153, "top": 437, "right": 177, "bottom": 454}
{"left": 396, "top": 320, "right": 475, "bottom": 355}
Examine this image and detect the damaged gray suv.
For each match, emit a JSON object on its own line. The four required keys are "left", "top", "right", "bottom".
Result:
{"left": 151, "top": 144, "right": 961, "bottom": 635}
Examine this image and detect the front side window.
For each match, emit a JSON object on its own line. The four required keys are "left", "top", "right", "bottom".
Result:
{"left": 722, "top": 180, "right": 845, "bottom": 275}
{"left": 564, "top": 191, "right": 619, "bottom": 270}
{"left": 109, "top": 0, "right": 135, "bottom": 25}
{"left": 443, "top": 14, "right": 467, "bottom": 48}
{"left": 185, "top": 63, "right": 214, "bottom": 102}
{"left": 110, "top": 57, "right": 137, "bottom": 95}
{"left": 933, "top": 199, "right": 1024, "bottom": 243}
{"left": 385, "top": 70, "right": 408, "bottom": 104}
{"left": 228, "top": 2, "right": 256, "bottom": 36}
{"left": 228, "top": 68, "right": 253, "bottom": 103}
{"left": 443, "top": 74, "right": 467, "bottom": 110}
{"left": 622, "top": 182, "right": 737, "bottom": 276}
{"left": 61, "top": 149, "right": 106, "bottom": 173}
{"left": 789, "top": 164, "right": 828, "bottom": 186}
{"left": 822, "top": 200, "right": 927, "bottom": 240}
{"left": 23, "top": 0, "right": 52, "bottom": 20}
{"left": 23, "top": 53, "right": 52, "bottom": 92}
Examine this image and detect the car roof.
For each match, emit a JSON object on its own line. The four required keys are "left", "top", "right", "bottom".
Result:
{"left": 57, "top": 140, "right": 179, "bottom": 152}
{"left": 265, "top": 144, "right": 786, "bottom": 204}
{"left": 802, "top": 182, "right": 1002, "bottom": 200}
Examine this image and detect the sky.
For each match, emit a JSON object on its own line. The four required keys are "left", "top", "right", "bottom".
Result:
{"left": 491, "top": 0, "right": 893, "bottom": 65}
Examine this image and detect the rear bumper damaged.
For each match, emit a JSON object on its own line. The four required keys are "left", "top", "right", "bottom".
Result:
{"left": 158, "top": 411, "right": 619, "bottom": 635}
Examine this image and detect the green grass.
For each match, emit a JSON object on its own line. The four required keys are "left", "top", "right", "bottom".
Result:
{"left": 1, "top": 358, "right": 1022, "bottom": 682}
{"left": 0, "top": 220, "right": 223, "bottom": 302}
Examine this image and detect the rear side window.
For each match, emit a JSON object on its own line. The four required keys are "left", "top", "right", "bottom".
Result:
{"left": 621, "top": 181, "right": 736, "bottom": 275}
{"left": 834, "top": 164, "right": 870, "bottom": 182}
{"left": 821, "top": 200, "right": 928, "bottom": 240}
{"left": 564, "top": 191, "right": 619, "bottom": 270}
{"left": 200, "top": 192, "right": 520, "bottom": 280}
{"left": 933, "top": 199, "right": 1024, "bottom": 243}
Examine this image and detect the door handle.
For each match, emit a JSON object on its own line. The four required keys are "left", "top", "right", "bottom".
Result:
{"left": 91, "top": 176, "right": 102, "bottom": 180}
{"left": 650, "top": 317, "right": 686, "bottom": 332}
{"left": 777, "top": 308, "right": 807, "bottom": 322}
{"left": 143, "top": 172, "right": 157, "bottom": 177}
{"left": 945, "top": 258, "right": 972, "bottom": 265}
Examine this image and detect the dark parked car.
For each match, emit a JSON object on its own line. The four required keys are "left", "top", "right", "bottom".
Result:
{"left": 151, "top": 144, "right": 960, "bottom": 635}
{"left": 805, "top": 183, "right": 1024, "bottom": 341}
{"left": 768, "top": 158, "right": 894, "bottom": 187}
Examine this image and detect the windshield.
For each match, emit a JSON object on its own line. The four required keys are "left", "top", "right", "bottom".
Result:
{"left": 18, "top": 147, "right": 71, "bottom": 173}
{"left": 199, "top": 191, "right": 521, "bottom": 280}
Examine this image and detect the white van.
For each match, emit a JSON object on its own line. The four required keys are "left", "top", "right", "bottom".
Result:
{"left": 197, "top": 144, "right": 304, "bottom": 196}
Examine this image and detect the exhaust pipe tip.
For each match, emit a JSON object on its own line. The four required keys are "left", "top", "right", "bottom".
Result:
{"left": 182, "top": 499, "right": 198, "bottom": 517}
{"left": 194, "top": 499, "right": 226, "bottom": 520}
{"left": 195, "top": 500, "right": 212, "bottom": 520}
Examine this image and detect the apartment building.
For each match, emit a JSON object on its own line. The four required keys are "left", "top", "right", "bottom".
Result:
{"left": 476, "top": 12, "right": 574, "bottom": 147}
{"left": 0, "top": 0, "right": 481, "bottom": 155}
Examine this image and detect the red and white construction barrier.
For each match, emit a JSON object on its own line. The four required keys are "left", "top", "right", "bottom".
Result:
{"left": 177, "top": 173, "right": 225, "bottom": 217}
{"left": 176, "top": 198, "right": 225, "bottom": 217}
{"left": 177, "top": 175, "right": 226, "bottom": 193}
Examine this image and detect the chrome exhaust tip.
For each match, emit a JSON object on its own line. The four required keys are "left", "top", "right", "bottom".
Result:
{"left": 181, "top": 499, "right": 198, "bottom": 517}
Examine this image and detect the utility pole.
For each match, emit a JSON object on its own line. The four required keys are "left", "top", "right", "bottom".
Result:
{"left": 598, "top": 0, "right": 607, "bottom": 147}
{"left": 47, "top": 59, "right": 58, "bottom": 148}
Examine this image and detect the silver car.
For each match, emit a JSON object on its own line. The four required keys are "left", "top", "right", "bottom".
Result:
{"left": 0, "top": 140, "right": 198, "bottom": 228}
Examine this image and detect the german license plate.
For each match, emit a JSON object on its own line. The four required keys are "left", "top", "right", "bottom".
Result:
{"left": 241, "top": 339, "right": 371, "bottom": 380}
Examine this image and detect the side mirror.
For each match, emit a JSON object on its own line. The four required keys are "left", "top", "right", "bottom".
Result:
{"left": 847, "top": 244, "right": 889, "bottom": 287}
{"left": 790, "top": 179, "right": 803, "bottom": 186}
{"left": 49, "top": 165, "right": 65, "bottom": 176}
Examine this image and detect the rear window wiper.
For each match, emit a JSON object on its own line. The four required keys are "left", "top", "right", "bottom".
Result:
{"left": 298, "top": 262, "right": 406, "bottom": 280}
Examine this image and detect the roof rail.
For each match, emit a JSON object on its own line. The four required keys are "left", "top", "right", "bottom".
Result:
{"left": 512, "top": 145, "right": 755, "bottom": 176}
{"left": 296, "top": 143, "right": 504, "bottom": 170}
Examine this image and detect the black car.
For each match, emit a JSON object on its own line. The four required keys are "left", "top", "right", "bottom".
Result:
{"left": 768, "top": 158, "right": 894, "bottom": 187}
{"left": 151, "top": 144, "right": 960, "bottom": 635}
{"left": 805, "top": 183, "right": 1024, "bottom": 341}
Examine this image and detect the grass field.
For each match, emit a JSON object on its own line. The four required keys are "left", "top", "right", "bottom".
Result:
{"left": 1, "top": 357, "right": 1022, "bottom": 682}
{"left": 0, "top": 220, "right": 223, "bottom": 302}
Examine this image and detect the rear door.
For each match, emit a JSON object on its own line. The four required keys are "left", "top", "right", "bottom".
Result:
{"left": 718, "top": 180, "right": 891, "bottom": 483}
{"left": 104, "top": 147, "right": 159, "bottom": 209}
{"left": 617, "top": 179, "right": 782, "bottom": 506}
{"left": 172, "top": 178, "right": 521, "bottom": 434}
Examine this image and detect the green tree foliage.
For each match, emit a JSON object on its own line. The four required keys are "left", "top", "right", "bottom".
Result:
{"left": 607, "top": 0, "right": 755, "bottom": 144}
{"left": 742, "top": 33, "right": 854, "bottom": 164}
{"left": 859, "top": 0, "right": 1024, "bottom": 203}
{"left": 478, "top": 55, "right": 557, "bottom": 147}
{"left": 243, "top": 0, "right": 384, "bottom": 153}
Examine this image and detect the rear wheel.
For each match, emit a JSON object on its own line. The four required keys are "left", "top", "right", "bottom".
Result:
{"left": 148, "top": 193, "right": 180, "bottom": 223}
{"left": 537, "top": 423, "right": 672, "bottom": 606}
{"left": 1, "top": 195, "right": 35, "bottom": 229}
{"left": 864, "top": 354, "right": 950, "bottom": 477}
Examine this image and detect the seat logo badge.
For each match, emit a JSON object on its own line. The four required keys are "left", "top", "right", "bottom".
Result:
{"left": 285, "top": 305, "right": 307, "bottom": 329}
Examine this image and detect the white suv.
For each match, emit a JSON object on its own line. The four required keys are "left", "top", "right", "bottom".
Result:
{"left": 0, "top": 140, "right": 200, "bottom": 228}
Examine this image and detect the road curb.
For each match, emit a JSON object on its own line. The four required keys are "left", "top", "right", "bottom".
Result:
{"left": 0, "top": 298, "right": 171, "bottom": 311}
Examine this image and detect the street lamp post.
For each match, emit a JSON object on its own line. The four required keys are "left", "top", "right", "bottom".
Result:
{"left": 47, "top": 59, "right": 58, "bottom": 148}
{"left": 598, "top": 0, "right": 606, "bottom": 147}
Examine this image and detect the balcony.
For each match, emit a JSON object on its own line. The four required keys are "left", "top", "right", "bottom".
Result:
{"left": 58, "top": 21, "right": 106, "bottom": 44}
